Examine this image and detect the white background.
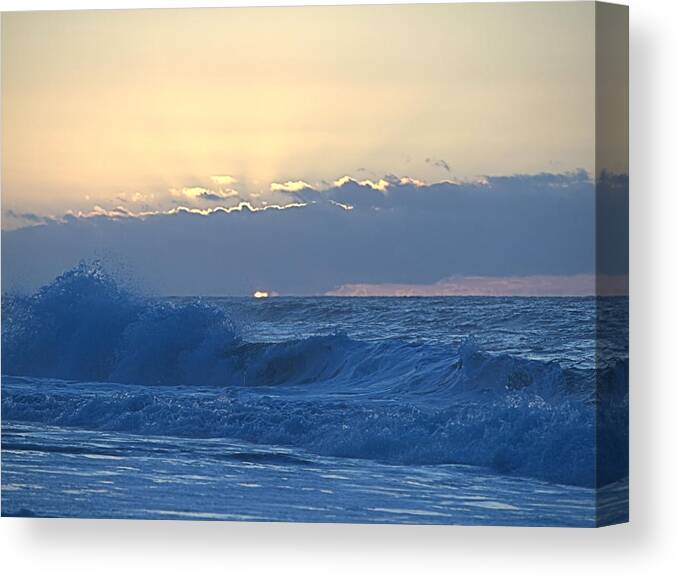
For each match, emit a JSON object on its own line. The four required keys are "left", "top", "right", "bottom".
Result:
{"left": 0, "top": 0, "right": 676, "bottom": 575}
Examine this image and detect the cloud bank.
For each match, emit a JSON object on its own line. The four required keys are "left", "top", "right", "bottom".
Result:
{"left": 327, "top": 274, "right": 628, "bottom": 297}
{"left": 1, "top": 172, "right": 628, "bottom": 296}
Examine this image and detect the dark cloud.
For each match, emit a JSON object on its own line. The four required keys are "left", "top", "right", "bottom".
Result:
{"left": 3, "top": 209, "right": 52, "bottom": 227}
{"left": 4, "top": 210, "right": 43, "bottom": 223}
{"left": 197, "top": 191, "right": 233, "bottom": 202}
{"left": 1, "top": 172, "right": 628, "bottom": 296}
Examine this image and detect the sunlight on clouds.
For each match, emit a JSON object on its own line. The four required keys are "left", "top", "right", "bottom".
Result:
{"left": 64, "top": 200, "right": 309, "bottom": 221}
{"left": 333, "top": 176, "right": 390, "bottom": 192}
{"left": 161, "top": 201, "right": 308, "bottom": 216}
{"left": 270, "top": 181, "right": 312, "bottom": 193}
{"left": 398, "top": 177, "right": 426, "bottom": 187}
{"left": 329, "top": 200, "right": 354, "bottom": 211}
{"left": 5, "top": 170, "right": 608, "bottom": 229}
{"left": 171, "top": 186, "right": 240, "bottom": 202}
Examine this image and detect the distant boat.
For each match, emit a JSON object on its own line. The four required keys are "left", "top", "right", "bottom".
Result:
{"left": 253, "top": 290, "right": 269, "bottom": 299}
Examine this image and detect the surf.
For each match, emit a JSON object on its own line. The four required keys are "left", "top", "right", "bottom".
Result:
{"left": 1, "top": 264, "right": 629, "bottom": 488}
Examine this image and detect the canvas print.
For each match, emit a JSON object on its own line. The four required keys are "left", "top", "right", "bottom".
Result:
{"left": 1, "top": 2, "right": 628, "bottom": 526}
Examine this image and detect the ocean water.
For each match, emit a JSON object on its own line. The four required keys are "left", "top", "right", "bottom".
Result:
{"left": 1, "top": 266, "right": 629, "bottom": 526}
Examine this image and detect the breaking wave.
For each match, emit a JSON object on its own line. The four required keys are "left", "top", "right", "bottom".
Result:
{"left": 1, "top": 264, "right": 628, "bottom": 487}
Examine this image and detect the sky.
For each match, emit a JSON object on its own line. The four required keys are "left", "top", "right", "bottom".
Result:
{"left": 1, "top": 3, "right": 628, "bottom": 296}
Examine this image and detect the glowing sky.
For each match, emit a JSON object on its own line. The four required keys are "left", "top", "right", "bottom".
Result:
{"left": 2, "top": 3, "right": 597, "bottom": 220}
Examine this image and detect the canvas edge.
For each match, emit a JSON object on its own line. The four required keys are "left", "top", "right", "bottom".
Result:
{"left": 594, "top": 0, "right": 629, "bottom": 528}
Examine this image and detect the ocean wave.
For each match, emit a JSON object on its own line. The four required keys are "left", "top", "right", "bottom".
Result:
{"left": 1, "top": 264, "right": 624, "bottom": 398}
{"left": 2, "top": 373, "right": 628, "bottom": 487}
{"left": 1, "top": 264, "right": 628, "bottom": 487}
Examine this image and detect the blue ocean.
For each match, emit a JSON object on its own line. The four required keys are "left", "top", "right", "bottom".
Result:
{"left": 1, "top": 266, "right": 628, "bottom": 526}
